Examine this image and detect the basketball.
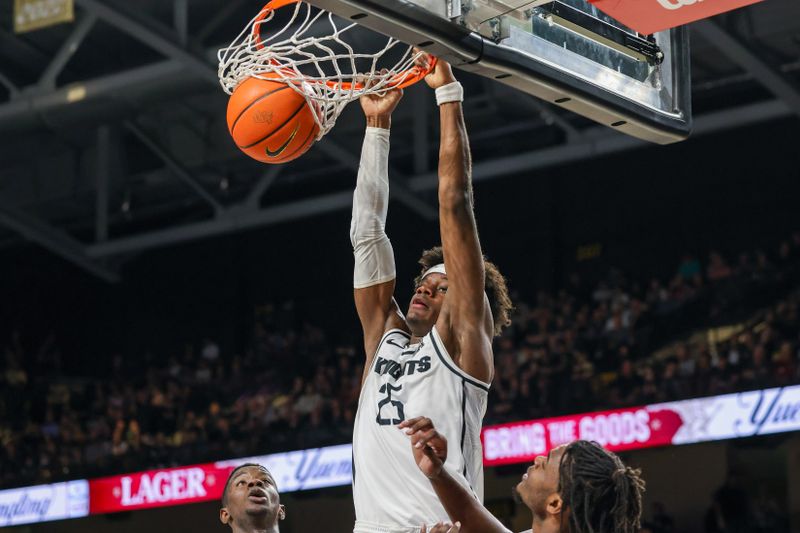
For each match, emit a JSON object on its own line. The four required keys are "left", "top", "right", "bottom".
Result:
{"left": 226, "top": 74, "right": 320, "bottom": 164}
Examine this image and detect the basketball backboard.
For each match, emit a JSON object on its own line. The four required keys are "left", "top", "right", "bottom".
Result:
{"left": 307, "top": 0, "right": 692, "bottom": 144}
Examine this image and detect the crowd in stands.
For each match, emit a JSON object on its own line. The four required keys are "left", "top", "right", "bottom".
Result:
{"left": 487, "top": 235, "right": 800, "bottom": 422}
{"left": 1, "top": 233, "right": 800, "bottom": 489}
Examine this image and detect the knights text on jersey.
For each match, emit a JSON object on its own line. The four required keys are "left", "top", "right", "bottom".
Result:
{"left": 352, "top": 326, "right": 490, "bottom": 533}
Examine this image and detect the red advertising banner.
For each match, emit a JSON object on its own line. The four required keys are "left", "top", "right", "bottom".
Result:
{"left": 87, "top": 443, "right": 355, "bottom": 514}
{"left": 481, "top": 405, "right": 683, "bottom": 466}
{"left": 89, "top": 464, "right": 233, "bottom": 514}
{"left": 589, "top": 0, "right": 765, "bottom": 35}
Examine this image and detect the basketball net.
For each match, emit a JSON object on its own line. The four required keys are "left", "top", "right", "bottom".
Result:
{"left": 217, "top": 0, "right": 434, "bottom": 139}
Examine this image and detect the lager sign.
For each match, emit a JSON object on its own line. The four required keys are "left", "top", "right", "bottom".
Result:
{"left": 14, "top": 0, "right": 74, "bottom": 33}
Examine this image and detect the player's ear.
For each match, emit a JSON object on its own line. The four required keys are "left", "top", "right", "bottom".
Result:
{"left": 279, "top": 504, "right": 286, "bottom": 520}
{"left": 545, "top": 493, "right": 563, "bottom": 516}
{"left": 220, "top": 507, "right": 231, "bottom": 525}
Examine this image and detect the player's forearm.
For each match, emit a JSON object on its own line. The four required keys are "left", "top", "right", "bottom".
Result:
{"left": 429, "top": 469, "right": 510, "bottom": 533}
{"left": 437, "top": 102, "right": 472, "bottom": 210}
{"left": 353, "top": 127, "right": 390, "bottom": 227}
{"left": 351, "top": 127, "right": 395, "bottom": 288}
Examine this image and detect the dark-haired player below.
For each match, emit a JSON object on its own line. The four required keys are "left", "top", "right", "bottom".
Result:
{"left": 401, "top": 416, "right": 645, "bottom": 533}
{"left": 220, "top": 463, "right": 285, "bottom": 533}
{"left": 350, "top": 54, "right": 513, "bottom": 532}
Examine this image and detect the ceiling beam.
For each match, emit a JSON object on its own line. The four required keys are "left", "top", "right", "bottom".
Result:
{"left": 95, "top": 126, "right": 111, "bottom": 243}
{"left": 0, "top": 196, "right": 118, "bottom": 282}
{"left": 245, "top": 167, "right": 282, "bottom": 208}
{"left": 407, "top": 98, "right": 791, "bottom": 190}
{"left": 84, "top": 98, "right": 792, "bottom": 258}
{"left": 75, "top": 0, "right": 217, "bottom": 84}
{"left": 694, "top": 20, "right": 800, "bottom": 116}
{"left": 173, "top": 0, "right": 189, "bottom": 46}
{"left": 38, "top": 12, "right": 97, "bottom": 90}
{"left": 0, "top": 59, "right": 205, "bottom": 134}
{"left": 196, "top": 0, "right": 249, "bottom": 43}
{"left": 0, "top": 28, "right": 51, "bottom": 74}
{"left": 0, "top": 73, "right": 19, "bottom": 97}
{"left": 124, "top": 121, "right": 224, "bottom": 214}
{"left": 86, "top": 191, "right": 354, "bottom": 257}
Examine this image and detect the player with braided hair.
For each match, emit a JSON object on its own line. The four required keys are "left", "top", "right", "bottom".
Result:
{"left": 554, "top": 440, "right": 645, "bottom": 533}
{"left": 401, "top": 416, "right": 645, "bottom": 533}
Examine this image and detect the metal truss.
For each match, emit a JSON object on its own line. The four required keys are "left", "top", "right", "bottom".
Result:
{"left": 0, "top": 196, "right": 119, "bottom": 282}
{"left": 80, "top": 97, "right": 793, "bottom": 261}
{"left": 694, "top": 19, "right": 800, "bottom": 117}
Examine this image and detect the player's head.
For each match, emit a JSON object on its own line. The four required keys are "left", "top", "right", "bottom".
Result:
{"left": 406, "top": 246, "right": 512, "bottom": 337}
{"left": 513, "top": 441, "right": 645, "bottom": 533}
{"left": 220, "top": 463, "right": 285, "bottom": 531}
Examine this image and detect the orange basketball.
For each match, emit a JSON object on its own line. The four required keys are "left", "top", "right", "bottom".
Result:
{"left": 226, "top": 74, "right": 319, "bottom": 164}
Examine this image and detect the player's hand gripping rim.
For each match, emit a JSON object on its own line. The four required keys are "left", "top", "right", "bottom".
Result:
{"left": 399, "top": 416, "right": 448, "bottom": 479}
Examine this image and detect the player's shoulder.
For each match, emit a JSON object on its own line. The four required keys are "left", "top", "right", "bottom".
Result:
{"left": 376, "top": 327, "right": 411, "bottom": 350}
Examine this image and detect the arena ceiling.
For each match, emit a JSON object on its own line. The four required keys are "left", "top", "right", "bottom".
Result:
{"left": 0, "top": 0, "right": 798, "bottom": 282}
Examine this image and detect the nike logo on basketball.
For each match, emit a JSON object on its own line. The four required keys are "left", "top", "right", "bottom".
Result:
{"left": 265, "top": 124, "right": 299, "bottom": 157}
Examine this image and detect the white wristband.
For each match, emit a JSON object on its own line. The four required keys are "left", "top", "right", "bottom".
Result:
{"left": 435, "top": 82, "right": 464, "bottom": 106}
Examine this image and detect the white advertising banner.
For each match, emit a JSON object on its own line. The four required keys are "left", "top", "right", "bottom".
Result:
{"left": 0, "top": 480, "right": 89, "bottom": 527}
{"left": 216, "top": 443, "right": 352, "bottom": 493}
{"left": 661, "top": 385, "right": 800, "bottom": 445}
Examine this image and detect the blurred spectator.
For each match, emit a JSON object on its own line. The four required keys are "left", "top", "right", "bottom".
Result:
{"left": 678, "top": 254, "right": 702, "bottom": 281}
{"left": 644, "top": 501, "right": 675, "bottom": 533}
{"left": 707, "top": 251, "right": 733, "bottom": 282}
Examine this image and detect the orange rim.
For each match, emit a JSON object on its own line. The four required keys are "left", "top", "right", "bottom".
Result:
{"left": 251, "top": 0, "right": 436, "bottom": 91}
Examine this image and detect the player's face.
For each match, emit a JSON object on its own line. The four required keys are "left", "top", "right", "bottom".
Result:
{"left": 220, "top": 466, "right": 283, "bottom": 527}
{"left": 406, "top": 273, "right": 448, "bottom": 334}
{"left": 515, "top": 445, "right": 566, "bottom": 515}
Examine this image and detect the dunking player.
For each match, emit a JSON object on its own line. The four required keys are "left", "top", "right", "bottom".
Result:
{"left": 219, "top": 463, "right": 285, "bottom": 533}
{"left": 349, "top": 54, "right": 513, "bottom": 533}
{"left": 402, "top": 416, "right": 646, "bottom": 533}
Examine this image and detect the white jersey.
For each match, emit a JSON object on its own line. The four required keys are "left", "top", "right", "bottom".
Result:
{"left": 352, "top": 326, "right": 490, "bottom": 533}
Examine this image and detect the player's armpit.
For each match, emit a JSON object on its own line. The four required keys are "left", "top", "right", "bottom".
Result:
{"left": 355, "top": 287, "right": 405, "bottom": 365}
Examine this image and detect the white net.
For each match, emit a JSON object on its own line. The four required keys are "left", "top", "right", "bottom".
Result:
{"left": 217, "top": 0, "right": 430, "bottom": 139}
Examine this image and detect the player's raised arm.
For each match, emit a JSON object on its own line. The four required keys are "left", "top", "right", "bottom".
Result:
{"left": 351, "top": 88, "right": 408, "bottom": 371}
{"left": 423, "top": 57, "right": 494, "bottom": 383}
{"left": 402, "top": 417, "right": 511, "bottom": 533}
